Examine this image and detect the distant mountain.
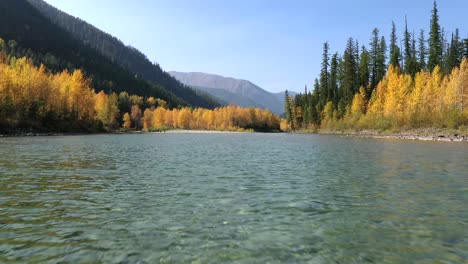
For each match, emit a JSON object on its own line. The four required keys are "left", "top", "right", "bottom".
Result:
{"left": 26, "top": 0, "right": 220, "bottom": 109}
{"left": 193, "top": 86, "right": 266, "bottom": 109}
{"left": 169, "top": 72, "right": 285, "bottom": 114}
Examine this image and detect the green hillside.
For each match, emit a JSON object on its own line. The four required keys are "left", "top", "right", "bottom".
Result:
{"left": 27, "top": 0, "right": 220, "bottom": 109}
{"left": 0, "top": 0, "right": 186, "bottom": 108}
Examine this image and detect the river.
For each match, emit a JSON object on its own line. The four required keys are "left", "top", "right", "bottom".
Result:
{"left": 0, "top": 133, "right": 466, "bottom": 263}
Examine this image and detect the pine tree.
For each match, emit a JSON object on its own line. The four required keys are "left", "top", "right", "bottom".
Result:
{"left": 403, "top": 16, "right": 412, "bottom": 73}
{"left": 342, "top": 38, "right": 358, "bottom": 106}
{"left": 463, "top": 38, "right": 468, "bottom": 59}
{"left": 329, "top": 53, "right": 339, "bottom": 105}
{"left": 370, "top": 28, "right": 381, "bottom": 88}
{"left": 319, "top": 42, "right": 330, "bottom": 108}
{"left": 311, "top": 83, "right": 320, "bottom": 125}
{"left": 377, "top": 36, "right": 387, "bottom": 84}
{"left": 389, "top": 21, "right": 401, "bottom": 68}
{"left": 359, "top": 46, "right": 370, "bottom": 99}
{"left": 418, "top": 29, "right": 427, "bottom": 70}
{"left": 284, "top": 90, "right": 293, "bottom": 127}
{"left": 428, "top": 0, "right": 442, "bottom": 71}
{"left": 412, "top": 31, "right": 417, "bottom": 66}
{"left": 445, "top": 29, "right": 462, "bottom": 72}
{"left": 302, "top": 85, "right": 311, "bottom": 126}
{"left": 464, "top": 38, "right": 468, "bottom": 59}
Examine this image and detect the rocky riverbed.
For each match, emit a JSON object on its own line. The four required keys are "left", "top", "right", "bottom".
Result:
{"left": 319, "top": 128, "right": 468, "bottom": 142}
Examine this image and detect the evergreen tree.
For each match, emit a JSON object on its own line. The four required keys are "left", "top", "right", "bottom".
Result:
{"left": 370, "top": 28, "right": 379, "bottom": 89}
{"left": 303, "top": 85, "right": 311, "bottom": 126}
{"left": 359, "top": 46, "right": 370, "bottom": 99}
{"left": 377, "top": 36, "right": 387, "bottom": 83}
{"left": 445, "top": 29, "right": 462, "bottom": 72}
{"left": 354, "top": 40, "right": 360, "bottom": 77}
{"left": 464, "top": 38, "right": 468, "bottom": 59}
{"left": 311, "top": 81, "right": 320, "bottom": 125}
{"left": 418, "top": 29, "right": 427, "bottom": 70}
{"left": 403, "top": 16, "right": 412, "bottom": 73}
{"left": 428, "top": 0, "right": 442, "bottom": 71}
{"left": 411, "top": 31, "right": 418, "bottom": 73}
{"left": 389, "top": 21, "right": 401, "bottom": 68}
{"left": 284, "top": 90, "right": 294, "bottom": 128}
{"left": 319, "top": 42, "right": 330, "bottom": 108}
{"left": 341, "top": 38, "right": 358, "bottom": 106}
{"left": 329, "top": 53, "right": 339, "bottom": 105}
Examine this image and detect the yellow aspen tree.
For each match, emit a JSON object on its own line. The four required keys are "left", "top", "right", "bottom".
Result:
{"left": 164, "top": 108, "right": 174, "bottom": 128}
{"left": 94, "top": 91, "right": 108, "bottom": 123}
{"left": 408, "top": 71, "right": 429, "bottom": 125}
{"left": 147, "top": 97, "right": 156, "bottom": 110}
{"left": 152, "top": 107, "right": 166, "bottom": 128}
{"left": 122, "top": 112, "right": 132, "bottom": 129}
{"left": 143, "top": 108, "right": 153, "bottom": 130}
{"left": 177, "top": 108, "right": 191, "bottom": 129}
{"left": 322, "top": 101, "right": 335, "bottom": 124}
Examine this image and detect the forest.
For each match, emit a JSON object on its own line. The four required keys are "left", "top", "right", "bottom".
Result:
{"left": 0, "top": 43, "right": 280, "bottom": 133}
{"left": 284, "top": 1, "right": 468, "bottom": 132}
{"left": 25, "top": 0, "right": 219, "bottom": 109}
{"left": 0, "top": 0, "right": 219, "bottom": 110}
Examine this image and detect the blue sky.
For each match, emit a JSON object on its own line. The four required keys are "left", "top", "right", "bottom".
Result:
{"left": 44, "top": 0, "right": 467, "bottom": 93}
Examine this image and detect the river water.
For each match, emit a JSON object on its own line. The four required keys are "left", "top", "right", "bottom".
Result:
{"left": 0, "top": 133, "right": 466, "bottom": 263}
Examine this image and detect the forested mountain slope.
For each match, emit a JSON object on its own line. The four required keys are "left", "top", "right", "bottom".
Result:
{"left": 27, "top": 0, "right": 220, "bottom": 109}
{"left": 0, "top": 0, "right": 190, "bottom": 108}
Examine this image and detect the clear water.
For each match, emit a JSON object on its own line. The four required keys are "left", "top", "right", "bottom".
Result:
{"left": 0, "top": 133, "right": 467, "bottom": 263}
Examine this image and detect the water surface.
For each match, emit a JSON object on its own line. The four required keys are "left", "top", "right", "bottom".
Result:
{"left": 0, "top": 133, "right": 467, "bottom": 263}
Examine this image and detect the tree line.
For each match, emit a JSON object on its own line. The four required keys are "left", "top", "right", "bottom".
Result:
{"left": 0, "top": 45, "right": 280, "bottom": 133}
{"left": 284, "top": 1, "right": 468, "bottom": 131}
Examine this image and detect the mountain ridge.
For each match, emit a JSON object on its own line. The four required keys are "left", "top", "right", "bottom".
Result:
{"left": 169, "top": 71, "right": 286, "bottom": 114}
{"left": 26, "top": 0, "right": 220, "bottom": 109}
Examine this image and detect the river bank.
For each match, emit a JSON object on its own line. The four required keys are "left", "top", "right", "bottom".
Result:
{"left": 0, "top": 129, "right": 256, "bottom": 137}
{"left": 318, "top": 128, "right": 468, "bottom": 142}
{"left": 2, "top": 128, "right": 467, "bottom": 142}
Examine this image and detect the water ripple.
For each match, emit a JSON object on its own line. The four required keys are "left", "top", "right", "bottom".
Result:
{"left": 0, "top": 134, "right": 466, "bottom": 263}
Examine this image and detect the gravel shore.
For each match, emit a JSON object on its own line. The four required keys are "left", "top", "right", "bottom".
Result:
{"left": 319, "top": 128, "right": 468, "bottom": 142}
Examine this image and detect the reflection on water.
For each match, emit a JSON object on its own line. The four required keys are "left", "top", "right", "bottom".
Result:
{"left": 0, "top": 134, "right": 467, "bottom": 263}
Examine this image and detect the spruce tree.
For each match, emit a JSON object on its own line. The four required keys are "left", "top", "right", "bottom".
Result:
{"left": 389, "top": 21, "right": 401, "bottom": 68}
{"left": 329, "top": 53, "right": 339, "bottom": 105}
{"left": 284, "top": 90, "right": 293, "bottom": 127}
{"left": 303, "top": 85, "right": 311, "bottom": 126}
{"left": 359, "top": 46, "right": 370, "bottom": 99}
{"left": 464, "top": 38, "right": 468, "bottom": 59}
{"left": 319, "top": 42, "right": 330, "bottom": 108}
{"left": 403, "top": 16, "right": 412, "bottom": 73}
{"left": 369, "top": 28, "right": 380, "bottom": 89}
{"left": 428, "top": 0, "right": 442, "bottom": 71}
{"left": 311, "top": 80, "right": 320, "bottom": 125}
{"left": 411, "top": 31, "right": 418, "bottom": 74}
{"left": 377, "top": 36, "right": 387, "bottom": 84}
{"left": 418, "top": 29, "right": 427, "bottom": 70}
{"left": 342, "top": 38, "right": 358, "bottom": 106}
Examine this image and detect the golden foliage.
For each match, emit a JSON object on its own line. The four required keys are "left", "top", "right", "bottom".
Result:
{"left": 0, "top": 52, "right": 282, "bottom": 132}
{"left": 325, "top": 59, "right": 468, "bottom": 130}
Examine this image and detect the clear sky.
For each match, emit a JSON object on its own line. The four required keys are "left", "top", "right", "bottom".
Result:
{"left": 43, "top": 0, "right": 467, "bottom": 93}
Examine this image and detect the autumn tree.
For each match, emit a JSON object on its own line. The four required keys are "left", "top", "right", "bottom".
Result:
{"left": 122, "top": 112, "right": 132, "bottom": 129}
{"left": 131, "top": 104, "right": 142, "bottom": 130}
